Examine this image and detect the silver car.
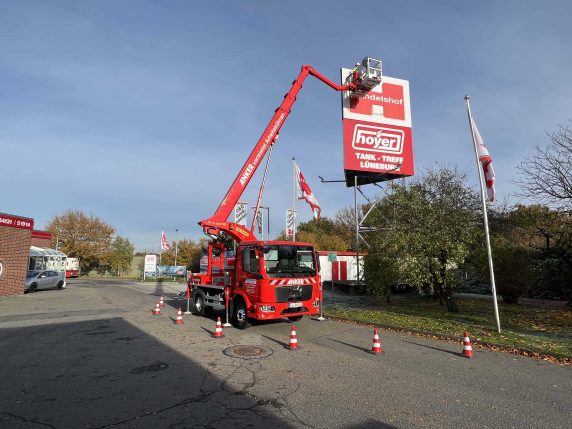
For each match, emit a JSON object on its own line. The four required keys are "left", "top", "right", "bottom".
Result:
{"left": 25, "top": 270, "right": 65, "bottom": 293}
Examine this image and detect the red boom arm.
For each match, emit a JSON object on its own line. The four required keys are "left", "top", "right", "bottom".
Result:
{"left": 199, "top": 64, "right": 355, "bottom": 243}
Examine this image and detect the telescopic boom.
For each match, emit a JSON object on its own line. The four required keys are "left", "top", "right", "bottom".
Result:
{"left": 199, "top": 60, "right": 382, "bottom": 243}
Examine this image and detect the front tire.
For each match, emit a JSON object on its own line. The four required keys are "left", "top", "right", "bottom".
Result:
{"left": 29, "top": 283, "right": 38, "bottom": 293}
{"left": 192, "top": 290, "right": 206, "bottom": 316}
{"left": 232, "top": 299, "right": 250, "bottom": 330}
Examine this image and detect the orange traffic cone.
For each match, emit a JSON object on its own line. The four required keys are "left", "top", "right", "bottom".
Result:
{"left": 175, "top": 308, "right": 184, "bottom": 325}
{"left": 288, "top": 325, "right": 299, "bottom": 350}
{"left": 159, "top": 295, "right": 165, "bottom": 307}
{"left": 462, "top": 331, "right": 473, "bottom": 358}
{"left": 213, "top": 317, "right": 224, "bottom": 338}
{"left": 153, "top": 301, "right": 161, "bottom": 315}
{"left": 371, "top": 328, "right": 383, "bottom": 354}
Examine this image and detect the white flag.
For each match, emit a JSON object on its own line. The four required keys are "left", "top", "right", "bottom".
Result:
{"left": 234, "top": 202, "right": 248, "bottom": 226}
{"left": 286, "top": 209, "right": 296, "bottom": 238}
{"left": 161, "top": 229, "right": 170, "bottom": 251}
{"left": 252, "top": 207, "right": 263, "bottom": 234}
{"left": 295, "top": 162, "right": 321, "bottom": 219}
{"left": 470, "top": 116, "right": 496, "bottom": 203}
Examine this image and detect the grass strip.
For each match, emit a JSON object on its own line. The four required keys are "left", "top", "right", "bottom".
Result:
{"left": 323, "top": 295, "right": 572, "bottom": 359}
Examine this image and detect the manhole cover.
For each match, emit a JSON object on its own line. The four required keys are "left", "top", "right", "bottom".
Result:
{"left": 223, "top": 345, "right": 274, "bottom": 360}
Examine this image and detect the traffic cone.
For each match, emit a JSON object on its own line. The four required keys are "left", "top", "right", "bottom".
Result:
{"left": 159, "top": 295, "right": 165, "bottom": 307}
{"left": 288, "top": 325, "right": 299, "bottom": 350}
{"left": 175, "top": 308, "right": 184, "bottom": 325}
{"left": 462, "top": 331, "right": 473, "bottom": 358}
{"left": 153, "top": 301, "right": 161, "bottom": 315}
{"left": 371, "top": 328, "right": 383, "bottom": 354}
{"left": 213, "top": 317, "right": 224, "bottom": 338}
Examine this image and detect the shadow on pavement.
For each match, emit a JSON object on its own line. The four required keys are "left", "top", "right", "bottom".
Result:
{"left": 346, "top": 421, "right": 399, "bottom": 428}
{"left": 328, "top": 338, "right": 372, "bottom": 354}
{"left": 402, "top": 339, "right": 461, "bottom": 357}
{"left": 0, "top": 317, "right": 295, "bottom": 428}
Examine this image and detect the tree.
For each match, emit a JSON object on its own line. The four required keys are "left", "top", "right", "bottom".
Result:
{"left": 296, "top": 217, "right": 352, "bottom": 251}
{"left": 365, "top": 168, "right": 481, "bottom": 312}
{"left": 516, "top": 124, "right": 572, "bottom": 208}
{"left": 274, "top": 217, "right": 352, "bottom": 251}
{"left": 46, "top": 210, "right": 115, "bottom": 275}
{"left": 105, "top": 236, "right": 135, "bottom": 276}
{"left": 485, "top": 204, "right": 572, "bottom": 302}
{"left": 160, "top": 239, "right": 202, "bottom": 271}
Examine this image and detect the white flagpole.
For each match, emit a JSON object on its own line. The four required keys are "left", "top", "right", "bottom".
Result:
{"left": 292, "top": 157, "right": 296, "bottom": 241}
{"left": 465, "top": 95, "right": 501, "bottom": 334}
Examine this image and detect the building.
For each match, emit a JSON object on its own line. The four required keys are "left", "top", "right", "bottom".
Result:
{"left": 317, "top": 251, "right": 366, "bottom": 283}
{"left": 0, "top": 212, "right": 54, "bottom": 296}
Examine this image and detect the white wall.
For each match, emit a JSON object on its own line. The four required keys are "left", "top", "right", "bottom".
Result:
{"left": 319, "top": 254, "right": 364, "bottom": 282}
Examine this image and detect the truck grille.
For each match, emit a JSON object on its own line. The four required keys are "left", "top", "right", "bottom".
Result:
{"left": 274, "top": 285, "right": 313, "bottom": 302}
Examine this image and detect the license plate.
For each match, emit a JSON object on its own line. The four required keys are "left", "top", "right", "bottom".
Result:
{"left": 288, "top": 302, "right": 302, "bottom": 309}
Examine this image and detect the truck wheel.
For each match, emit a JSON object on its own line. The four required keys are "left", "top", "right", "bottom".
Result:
{"left": 232, "top": 299, "right": 250, "bottom": 330}
{"left": 288, "top": 316, "right": 303, "bottom": 322}
{"left": 192, "top": 290, "right": 206, "bottom": 316}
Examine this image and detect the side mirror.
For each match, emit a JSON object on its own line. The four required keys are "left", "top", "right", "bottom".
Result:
{"left": 315, "top": 251, "right": 321, "bottom": 271}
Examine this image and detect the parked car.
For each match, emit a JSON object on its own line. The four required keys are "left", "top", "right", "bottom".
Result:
{"left": 25, "top": 270, "right": 65, "bottom": 293}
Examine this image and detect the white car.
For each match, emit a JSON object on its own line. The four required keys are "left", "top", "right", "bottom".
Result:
{"left": 25, "top": 270, "right": 65, "bottom": 293}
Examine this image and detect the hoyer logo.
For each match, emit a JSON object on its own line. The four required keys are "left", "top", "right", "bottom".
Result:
{"left": 352, "top": 124, "right": 404, "bottom": 154}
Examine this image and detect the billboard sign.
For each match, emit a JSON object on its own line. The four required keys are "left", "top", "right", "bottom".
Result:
{"left": 158, "top": 265, "right": 187, "bottom": 277}
{"left": 341, "top": 69, "right": 413, "bottom": 186}
{"left": 0, "top": 213, "right": 34, "bottom": 230}
{"left": 144, "top": 254, "right": 157, "bottom": 276}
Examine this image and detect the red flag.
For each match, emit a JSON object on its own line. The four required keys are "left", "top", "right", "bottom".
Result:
{"left": 161, "top": 229, "right": 171, "bottom": 251}
{"left": 295, "top": 162, "right": 321, "bottom": 219}
{"left": 470, "top": 116, "right": 496, "bottom": 203}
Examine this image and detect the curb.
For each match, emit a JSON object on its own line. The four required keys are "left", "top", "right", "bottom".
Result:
{"left": 325, "top": 314, "right": 572, "bottom": 366}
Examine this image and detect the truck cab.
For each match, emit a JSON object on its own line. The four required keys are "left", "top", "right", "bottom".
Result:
{"left": 189, "top": 241, "right": 321, "bottom": 329}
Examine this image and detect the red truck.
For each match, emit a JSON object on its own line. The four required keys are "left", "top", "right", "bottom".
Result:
{"left": 65, "top": 257, "right": 80, "bottom": 278}
{"left": 189, "top": 59, "right": 381, "bottom": 328}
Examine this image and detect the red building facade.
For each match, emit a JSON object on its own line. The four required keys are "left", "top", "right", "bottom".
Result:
{"left": 0, "top": 213, "right": 52, "bottom": 296}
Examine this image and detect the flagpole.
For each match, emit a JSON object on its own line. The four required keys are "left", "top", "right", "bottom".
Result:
{"left": 465, "top": 95, "right": 501, "bottom": 334}
{"left": 292, "top": 157, "right": 296, "bottom": 241}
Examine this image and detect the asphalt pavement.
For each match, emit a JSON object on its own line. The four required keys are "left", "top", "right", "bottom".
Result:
{"left": 0, "top": 279, "right": 570, "bottom": 428}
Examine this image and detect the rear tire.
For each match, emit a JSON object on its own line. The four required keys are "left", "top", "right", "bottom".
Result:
{"left": 57, "top": 281, "right": 64, "bottom": 290}
{"left": 232, "top": 299, "right": 250, "bottom": 330}
{"left": 288, "top": 316, "right": 303, "bottom": 322}
{"left": 192, "top": 290, "right": 206, "bottom": 316}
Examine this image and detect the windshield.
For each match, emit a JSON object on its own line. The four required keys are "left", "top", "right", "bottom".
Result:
{"left": 263, "top": 245, "right": 317, "bottom": 278}
{"left": 26, "top": 271, "right": 40, "bottom": 279}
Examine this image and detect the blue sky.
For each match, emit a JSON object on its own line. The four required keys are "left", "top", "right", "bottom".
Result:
{"left": 1, "top": 1, "right": 571, "bottom": 251}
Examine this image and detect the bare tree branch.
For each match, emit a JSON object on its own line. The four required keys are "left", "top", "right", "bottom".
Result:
{"left": 515, "top": 123, "right": 572, "bottom": 208}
